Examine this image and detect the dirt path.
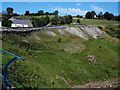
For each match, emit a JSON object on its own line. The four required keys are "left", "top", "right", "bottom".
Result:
{"left": 71, "top": 78, "right": 119, "bottom": 88}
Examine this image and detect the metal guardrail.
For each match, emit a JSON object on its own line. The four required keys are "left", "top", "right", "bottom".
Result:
{"left": 0, "top": 24, "right": 119, "bottom": 32}
{"left": 0, "top": 49, "right": 25, "bottom": 90}
{"left": 0, "top": 24, "right": 87, "bottom": 32}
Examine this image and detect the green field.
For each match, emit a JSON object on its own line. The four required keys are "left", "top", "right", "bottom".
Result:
{"left": 80, "top": 19, "right": 120, "bottom": 25}
{"left": 1, "top": 26, "right": 119, "bottom": 88}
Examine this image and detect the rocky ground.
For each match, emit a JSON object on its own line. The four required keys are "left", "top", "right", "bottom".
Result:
{"left": 71, "top": 78, "right": 119, "bottom": 88}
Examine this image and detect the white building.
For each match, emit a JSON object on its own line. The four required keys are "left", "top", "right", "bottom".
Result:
{"left": 9, "top": 17, "right": 33, "bottom": 27}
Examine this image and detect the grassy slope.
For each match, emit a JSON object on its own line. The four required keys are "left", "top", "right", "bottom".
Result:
{"left": 1, "top": 26, "right": 119, "bottom": 88}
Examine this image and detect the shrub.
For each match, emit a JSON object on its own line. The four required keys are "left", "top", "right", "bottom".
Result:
{"left": 2, "top": 20, "right": 12, "bottom": 27}
{"left": 32, "top": 16, "right": 50, "bottom": 27}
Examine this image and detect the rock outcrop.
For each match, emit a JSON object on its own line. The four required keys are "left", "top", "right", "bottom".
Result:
{"left": 45, "top": 26, "right": 106, "bottom": 40}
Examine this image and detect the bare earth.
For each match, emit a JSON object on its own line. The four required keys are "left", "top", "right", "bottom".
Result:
{"left": 71, "top": 78, "right": 119, "bottom": 88}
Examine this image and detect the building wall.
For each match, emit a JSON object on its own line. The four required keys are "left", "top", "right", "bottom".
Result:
{"left": 0, "top": 21, "right": 1, "bottom": 27}
{"left": 11, "top": 24, "right": 28, "bottom": 27}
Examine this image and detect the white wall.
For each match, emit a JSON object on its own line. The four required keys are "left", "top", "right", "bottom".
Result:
{"left": 11, "top": 24, "right": 28, "bottom": 27}
{"left": 0, "top": 21, "right": 1, "bottom": 27}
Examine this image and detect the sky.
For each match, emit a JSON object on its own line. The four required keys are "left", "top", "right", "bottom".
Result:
{"left": 1, "top": 2, "right": 119, "bottom": 16}
{"left": 1, "top": 0, "right": 120, "bottom": 2}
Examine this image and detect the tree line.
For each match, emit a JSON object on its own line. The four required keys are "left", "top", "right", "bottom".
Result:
{"left": 25, "top": 10, "right": 58, "bottom": 16}
{"left": 32, "top": 15, "right": 73, "bottom": 27}
{"left": 85, "top": 11, "right": 120, "bottom": 21}
{"left": 2, "top": 7, "right": 73, "bottom": 27}
{"left": 2, "top": 7, "right": 120, "bottom": 27}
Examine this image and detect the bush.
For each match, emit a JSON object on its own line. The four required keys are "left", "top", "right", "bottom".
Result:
{"left": 105, "top": 25, "right": 120, "bottom": 39}
{"left": 32, "top": 16, "right": 50, "bottom": 27}
{"left": 58, "top": 16, "right": 65, "bottom": 24}
{"left": 64, "top": 15, "right": 73, "bottom": 24}
{"left": 77, "top": 19, "right": 80, "bottom": 23}
{"left": 51, "top": 15, "right": 59, "bottom": 25}
{"left": 2, "top": 20, "right": 12, "bottom": 27}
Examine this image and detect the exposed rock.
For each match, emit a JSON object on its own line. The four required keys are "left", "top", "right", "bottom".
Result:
{"left": 85, "top": 55, "right": 96, "bottom": 63}
{"left": 82, "top": 26, "right": 104, "bottom": 39}
{"left": 71, "top": 78, "right": 118, "bottom": 88}
{"left": 64, "top": 27, "right": 88, "bottom": 40}
{"left": 58, "top": 29, "right": 67, "bottom": 35}
{"left": 32, "top": 34, "right": 40, "bottom": 40}
{"left": 46, "top": 31, "right": 57, "bottom": 36}
{"left": 45, "top": 26, "right": 106, "bottom": 40}
{"left": 22, "top": 40, "right": 29, "bottom": 43}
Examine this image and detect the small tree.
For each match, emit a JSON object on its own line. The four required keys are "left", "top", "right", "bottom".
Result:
{"left": 58, "top": 16, "right": 65, "bottom": 24}
{"left": 45, "top": 15, "right": 50, "bottom": 24}
{"left": 114, "top": 15, "right": 120, "bottom": 21}
{"left": 77, "top": 19, "right": 80, "bottom": 23}
{"left": 104, "top": 12, "right": 114, "bottom": 20}
{"left": 2, "top": 20, "right": 12, "bottom": 27}
{"left": 25, "top": 11, "right": 30, "bottom": 16}
{"left": 51, "top": 15, "right": 59, "bottom": 25}
{"left": 85, "top": 11, "right": 96, "bottom": 19}
{"left": 32, "top": 16, "right": 50, "bottom": 27}
{"left": 53, "top": 10, "right": 59, "bottom": 15}
{"left": 38, "top": 10, "right": 44, "bottom": 15}
{"left": 85, "top": 12, "right": 92, "bottom": 19}
{"left": 6, "top": 7, "right": 14, "bottom": 15}
{"left": 76, "top": 15, "right": 80, "bottom": 18}
{"left": 64, "top": 15, "right": 73, "bottom": 24}
{"left": 91, "top": 11, "right": 96, "bottom": 19}
{"left": 98, "top": 12, "right": 103, "bottom": 19}
{"left": 45, "top": 12, "right": 49, "bottom": 15}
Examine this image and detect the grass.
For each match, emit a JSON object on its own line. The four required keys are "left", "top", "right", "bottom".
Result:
{"left": 1, "top": 26, "right": 119, "bottom": 88}
{"left": 80, "top": 19, "right": 120, "bottom": 25}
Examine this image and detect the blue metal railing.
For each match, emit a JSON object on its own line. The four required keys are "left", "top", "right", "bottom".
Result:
{"left": 0, "top": 49, "right": 25, "bottom": 90}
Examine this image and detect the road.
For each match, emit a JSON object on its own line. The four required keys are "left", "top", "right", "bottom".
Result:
{"left": 0, "top": 24, "right": 120, "bottom": 32}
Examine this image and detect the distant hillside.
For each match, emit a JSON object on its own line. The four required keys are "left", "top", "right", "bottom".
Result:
{"left": 17, "top": 15, "right": 120, "bottom": 25}
{"left": 2, "top": 25, "right": 119, "bottom": 88}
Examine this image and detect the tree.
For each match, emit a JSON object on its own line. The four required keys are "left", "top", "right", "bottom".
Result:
{"left": 6, "top": 7, "right": 14, "bottom": 15}
{"left": 91, "top": 11, "right": 96, "bottom": 19}
{"left": 32, "top": 16, "right": 50, "bottom": 27}
{"left": 114, "top": 15, "right": 120, "bottom": 21}
{"left": 51, "top": 15, "right": 59, "bottom": 25}
{"left": 64, "top": 15, "right": 73, "bottom": 24}
{"left": 2, "top": 20, "right": 12, "bottom": 27}
{"left": 58, "top": 16, "right": 65, "bottom": 24}
{"left": 45, "top": 15, "right": 50, "bottom": 24}
{"left": 104, "top": 12, "right": 109, "bottom": 19}
{"left": 45, "top": 12, "right": 49, "bottom": 15}
{"left": 38, "top": 10, "right": 44, "bottom": 15}
{"left": 76, "top": 15, "right": 80, "bottom": 18}
{"left": 12, "top": 13, "right": 19, "bottom": 16}
{"left": 53, "top": 10, "right": 59, "bottom": 15}
{"left": 85, "top": 12, "right": 92, "bottom": 19}
{"left": 25, "top": 11, "right": 30, "bottom": 15}
{"left": 104, "top": 12, "right": 114, "bottom": 20}
{"left": 85, "top": 11, "right": 96, "bottom": 19}
{"left": 98, "top": 12, "right": 103, "bottom": 19}
{"left": 77, "top": 19, "right": 80, "bottom": 23}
